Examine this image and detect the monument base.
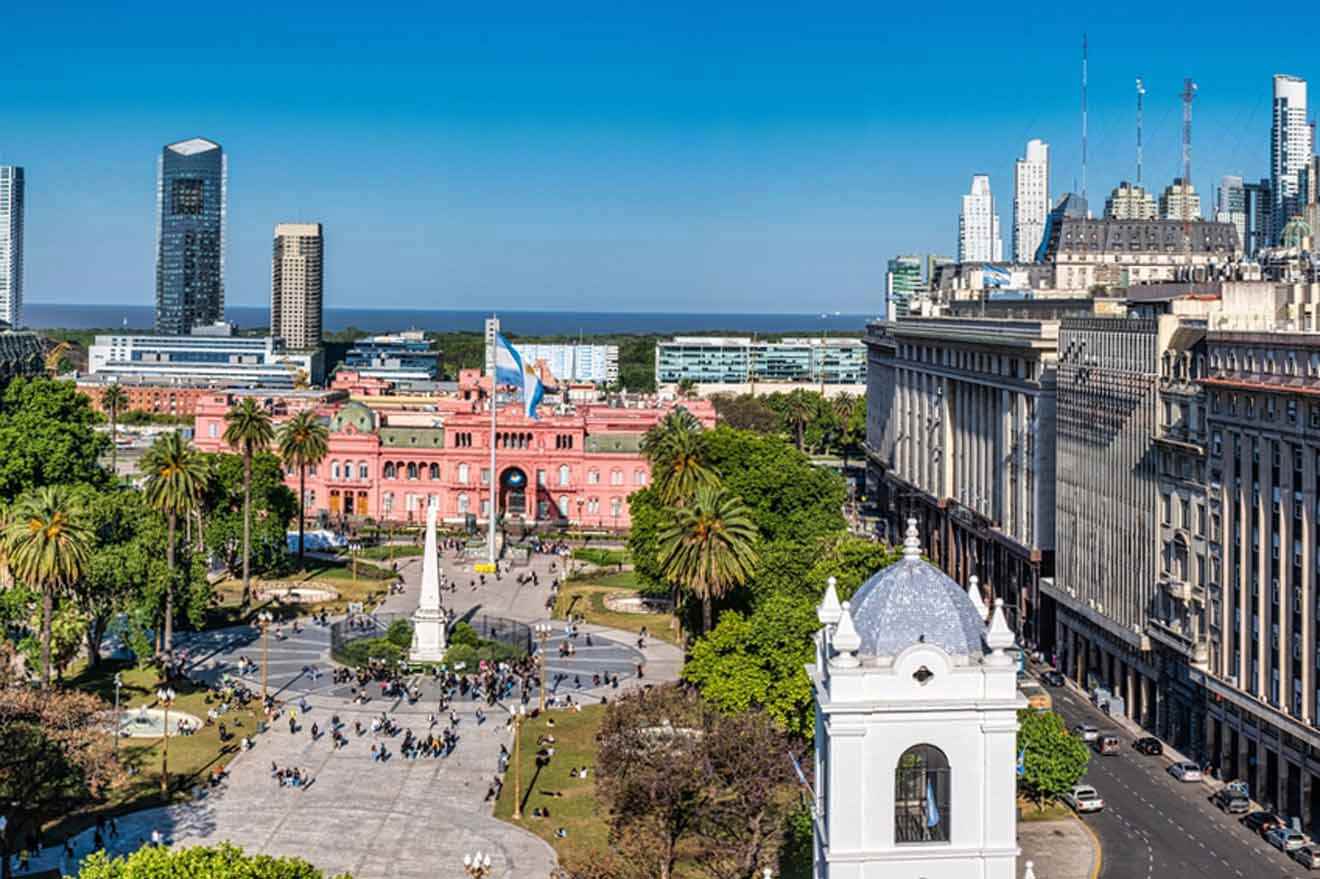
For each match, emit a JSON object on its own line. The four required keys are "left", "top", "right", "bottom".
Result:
{"left": 409, "top": 608, "right": 448, "bottom": 663}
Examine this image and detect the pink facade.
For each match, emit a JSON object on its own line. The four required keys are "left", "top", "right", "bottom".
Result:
{"left": 193, "top": 391, "right": 716, "bottom": 529}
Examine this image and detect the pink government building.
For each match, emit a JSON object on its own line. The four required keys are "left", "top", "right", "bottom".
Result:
{"left": 192, "top": 371, "right": 715, "bottom": 530}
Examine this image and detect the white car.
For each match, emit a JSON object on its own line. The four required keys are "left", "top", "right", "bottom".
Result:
{"left": 1073, "top": 723, "right": 1099, "bottom": 742}
{"left": 1267, "top": 827, "right": 1309, "bottom": 852}
{"left": 1064, "top": 785, "right": 1105, "bottom": 813}
{"left": 1168, "top": 761, "right": 1203, "bottom": 782}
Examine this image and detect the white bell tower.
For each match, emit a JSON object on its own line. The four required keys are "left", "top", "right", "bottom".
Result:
{"left": 808, "top": 520, "right": 1023, "bottom": 879}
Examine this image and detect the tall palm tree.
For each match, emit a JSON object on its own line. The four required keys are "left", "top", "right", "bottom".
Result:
{"left": 783, "top": 391, "right": 813, "bottom": 451}
{"left": 832, "top": 392, "right": 859, "bottom": 470}
{"left": 657, "top": 484, "right": 759, "bottom": 636}
{"left": 640, "top": 407, "right": 702, "bottom": 462}
{"left": 101, "top": 384, "right": 129, "bottom": 476}
{"left": 223, "top": 398, "right": 275, "bottom": 607}
{"left": 278, "top": 409, "right": 329, "bottom": 570}
{"left": 140, "top": 431, "right": 209, "bottom": 655}
{"left": 4, "top": 486, "right": 93, "bottom": 688}
{"left": 641, "top": 407, "right": 714, "bottom": 505}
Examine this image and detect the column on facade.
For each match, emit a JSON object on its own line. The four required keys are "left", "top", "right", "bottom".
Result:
{"left": 1125, "top": 663, "right": 1137, "bottom": 721}
{"left": 1141, "top": 674, "right": 1155, "bottom": 729}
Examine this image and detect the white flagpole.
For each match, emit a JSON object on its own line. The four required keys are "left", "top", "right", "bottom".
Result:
{"left": 487, "top": 316, "right": 499, "bottom": 567}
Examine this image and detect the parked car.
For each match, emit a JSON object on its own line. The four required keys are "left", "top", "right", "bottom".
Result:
{"left": 1093, "top": 734, "right": 1121, "bottom": 755}
{"left": 1242, "top": 811, "right": 1284, "bottom": 836}
{"left": 1168, "top": 761, "right": 1203, "bottom": 782}
{"left": 1266, "top": 826, "right": 1309, "bottom": 852}
{"left": 1293, "top": 846, "right": 1320, "bottom": 870}
{"left": 1041, "top": 670, "right": 1066, "bottom": 687}
{"left": 1073, "top": 723, "right": 1099, "bottom": 742}
{"left": 1064, "top": 785, "right": 1105, "bottom": 814}
{"left": 1211, "top": 788, "right": 1251, "bottom": 814}
{"left": 1133, "top": 736, "right": 1163, "bottom": 755}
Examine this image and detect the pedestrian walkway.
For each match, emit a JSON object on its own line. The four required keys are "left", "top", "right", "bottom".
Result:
{"left": 1019, "top": 816, "right": 1099, "bottom": 879}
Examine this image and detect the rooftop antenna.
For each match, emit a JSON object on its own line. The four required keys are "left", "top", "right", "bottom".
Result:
{"left": 1081, "top": 34, "right": 1088, "bottom": 201}
{"left": 1136, "top": 78, "right": 1146, "bottom": 186}
{"left": 1182, "top": 78, "right": 1198, "bottom": 283}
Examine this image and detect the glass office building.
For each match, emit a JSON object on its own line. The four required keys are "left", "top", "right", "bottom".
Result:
{"left": 655, "top": 336, "right": 865, "bottom": 386}
{"left": 155, "top": 138, "right": 226, "bottom": 335}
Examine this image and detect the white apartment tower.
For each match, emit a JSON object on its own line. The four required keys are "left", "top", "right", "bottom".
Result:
{"left": 0, "top": 167, "right": 24, "bottom": 327}
{"left": 270, "top": 223, "right": 324, "bottom": 351}
{"left": 958, "top": 175, "right": 1002, "bottom": 263}
{"left": 1272, "top": 74, "right": 1311, "bottom": 242}
{"left": 1013, "top": 139, "right": 1050, "bottom": 262}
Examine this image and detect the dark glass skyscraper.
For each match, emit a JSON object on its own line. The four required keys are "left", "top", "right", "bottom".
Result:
{"left": 155, "top": 138, "right": 225, "bottom": 334}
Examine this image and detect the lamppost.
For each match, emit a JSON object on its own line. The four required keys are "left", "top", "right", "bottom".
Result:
{"left": 113, "top": 673, "right": 123, "bottom": 761}
{"left": 156, "top": 686, "right": 175, "bottom": 799}
{"left": 257, "top": 610, "right": 274, "bottom": 701}
{"left": 512, "top": 704, "right": 527, "bottom": 820}
{"left": 534, "top": 623, "right": 553, "bottom": 711}
{"left": 462, "top": 851, "right": 493, "bottom": 878}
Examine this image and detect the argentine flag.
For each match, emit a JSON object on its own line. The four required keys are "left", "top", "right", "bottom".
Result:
{"left": 493, "top": 333, "right": 546, "bottom": 419}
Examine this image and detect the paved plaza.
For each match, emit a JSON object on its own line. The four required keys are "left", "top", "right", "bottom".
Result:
{"left": 23, "top": 551, "right": 679, "bottom": 879}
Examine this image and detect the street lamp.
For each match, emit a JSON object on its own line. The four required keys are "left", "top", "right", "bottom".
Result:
{"left": 349, "top": 541, "right": 362, "bottom": 585}
{"left": 512, "top": 704, "right": 527, "bottom": 820}
{"left": 462, "top": 851, "right": 493, "bottom": 878}
{"left": 534, "top": 623, "right": 553, "bottom": 712}
{"left": 113, "top": 673, "right": 123, "bottom": 761}
{"left": 257, "top": 610, "right": 274, "bottom": 701}
{"left": 156, "top": 686, "right": 176, "bottom": 799}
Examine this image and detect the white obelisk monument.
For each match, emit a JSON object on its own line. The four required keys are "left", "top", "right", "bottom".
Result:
{"left": 410, "top": 498, "right": 448, "bottom": 662}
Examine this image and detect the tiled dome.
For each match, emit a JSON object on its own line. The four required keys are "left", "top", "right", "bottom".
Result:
{"left": 848, "top": 521, "right": 987, "bottom": 659}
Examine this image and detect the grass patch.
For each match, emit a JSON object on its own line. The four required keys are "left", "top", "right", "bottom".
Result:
{"left": 553, "top": 579, "right": 680, "bottom": 645}
{"left": 339, "top": 544, "right": 422, "bottom": 562}
{"left": 571, "top": 547, "right": 631, "bottom": 567}
{"left": 208, "top": 557, "right": 395, "bottom": 623}
{"left": 1017, "top": 798, "right": 1074, "bottom": 821}
{"left": 50, "top": 658, "right": 262, "bottom": 840}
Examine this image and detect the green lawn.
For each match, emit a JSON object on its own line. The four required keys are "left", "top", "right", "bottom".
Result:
{"left": 209, "top": 556, "right": 395, "bottom": 622}
{"left": 553, "top": 575, "right": 681, "bottom": 645}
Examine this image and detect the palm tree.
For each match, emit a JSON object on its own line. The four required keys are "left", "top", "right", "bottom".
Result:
{"left": 641, "top": 407, "right": 715, "bottom": 505}
{"left": 4, "top": 486, "right": 93, "bottom": 688}
{"left": 140, "top": 431, "right": 209, "bottom": 656}
{"left": 784, "top": 391, "right": 813, "bottom": 451}
{"left": 223, "top": 398, "right": 275, "bottom": 608}
{"left": 640, "top": 407, "right": 702, "bottom": 462}
{"left": 277, "top": 409, "right": 329, "bottom": 570}
{"left": 657, "top": 484, "right": 759, "bottom": 635}
{"left": 832, "top": 392, "right": 859, "bottom": 470}
{"left": 101, "top": 384, "right": 129, "bottom": 476}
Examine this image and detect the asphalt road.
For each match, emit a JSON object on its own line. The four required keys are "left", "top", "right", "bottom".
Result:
{"left": 1049, "top": 682, "right": 1311, "bottom": 879}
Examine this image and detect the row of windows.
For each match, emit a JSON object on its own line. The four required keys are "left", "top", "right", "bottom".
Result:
{"left": 312, "top": 459, "right": 647, "bottom": 488}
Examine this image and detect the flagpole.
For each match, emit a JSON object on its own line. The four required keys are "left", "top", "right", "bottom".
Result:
{"left": 488, "top": 316, "right": 499, "bottom": 567}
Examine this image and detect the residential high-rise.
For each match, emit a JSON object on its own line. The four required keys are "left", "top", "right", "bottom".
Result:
{"left": 155, "top": 138, "right": 225, "bottom": 335}
{"left": 0, "top": 167, "right": 23, "bottom": 327}
{"left": 958, "top": 175, "right": 1002, "bottom": 263}
{"left": 1216, "top": 175, "right": 1248, "bottom": 253}
{"left": 271, "top": 223, "right": 324, "bottom": 351}
{"left": 1158, "top": 177, "right": 1202, "bottom": 222}
{"left": 885, "top": 255, "right": 922, "bottom": 320}
{"left": 1272, "top": 75, "right": 1311, "bottom": 243}
{"left": 1013, "top": 139, "right": 1050, "bottom": 263}
{"left": 1244, "top": 179, "right": 1275, "bottom": 256}
{"left": 1104, "top": 181, "right": 1157, "bottom": 220}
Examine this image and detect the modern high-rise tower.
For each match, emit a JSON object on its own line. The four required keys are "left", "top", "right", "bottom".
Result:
{"left": 958, "top": 175, "right": 1002, "bottom": 263}
{"left": 1013, "top": 139, "right": 1050, "bottom": 263}
{"left": 1216, "top": 175, "right": 1247, "bottom": 253}
{"left": 0, "top": 167, "right": 23, "bottom": 327}
{"left": 885, "top": 255, "right": 922, "bottom": 320}
{"left": 271, "top": 223, "right": 324, "bottom": 351}
{"left": 155, "top": 138, "right": 225, "bottom": 335}
{"left": 1271, "top": 75, "right": 1311, "bottom": 244}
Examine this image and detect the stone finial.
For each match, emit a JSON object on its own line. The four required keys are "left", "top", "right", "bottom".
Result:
{"left": 817, "top": 576, "right": 842, "bottom": 626}
{"left": 830, "top": 601, "right": 861, "bottom": 668}
{"left": 985, "top": 598, "right": 1015, "bottom": 660}
{"left": 902, "top": 518, "right": 922, "bottom": 560}
{"left": 967, "top": 575, "right": 988, "bottom": 621}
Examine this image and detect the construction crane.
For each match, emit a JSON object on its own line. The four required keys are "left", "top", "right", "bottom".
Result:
{"left": 44, "top": 341, "right": 72, "bottom": 377}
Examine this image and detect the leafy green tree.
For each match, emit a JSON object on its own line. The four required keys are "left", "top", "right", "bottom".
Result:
{"left": 139, "top": 431, "right": 208, "bottom": 655}
{"left": 709, "top": 393, "right": 780, "bottom": 433}
{"left": 69, "top": 487, "right": 156, "bottom": 667}
{"left": 74, "top": 842, "right": 336, "bottom": 879}
{"left": 1017, "top": 709, "right": 1091, "bottom": 809}
{"left": 18, "top": 599, "right": 86, "bottom": 681}
{"left": 201, "top": 452, "right": 296, "bottom": 580}
{"left": 223, "top": 398, "right": 276, "bottom": 607}
{"left": 100, "top": 384, "right": 128, "bottom": 476}
{"left": 781, "top": 390, "right": 813, "bottom": 450}
{"left": 658, "top": 484, "right": 759, "bottom": 634}
{"left": 831, "top": 392, "right": 862, "bottom": 467}
{"left": 0, "top": 378, "right": 108, "bottom": 498}
{"left": 4, "top": 485, "right": 93, "bottom": 688}
{"left": 278, "top": 410, "right": 329, "bottom": 569}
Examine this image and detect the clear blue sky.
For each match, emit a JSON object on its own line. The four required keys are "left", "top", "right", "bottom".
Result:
{"left": 6, "top": 1, "right": 1320, "bottom": 313}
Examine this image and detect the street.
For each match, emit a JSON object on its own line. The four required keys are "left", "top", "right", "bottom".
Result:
{"left": 1049, "top": 682, "right": 1310, "bottom": 879}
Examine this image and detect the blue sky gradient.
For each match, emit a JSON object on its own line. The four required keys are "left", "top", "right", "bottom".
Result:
{"left": 6, "top": 2, "right": 1320, "bottom": 313}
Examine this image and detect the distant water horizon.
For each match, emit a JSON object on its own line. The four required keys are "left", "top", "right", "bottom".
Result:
{"left": 22, "top": 303, "right": 874, "bottom": 336}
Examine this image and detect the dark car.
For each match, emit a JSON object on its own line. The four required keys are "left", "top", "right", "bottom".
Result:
{"left": 1212, "top": 789, "right": 1251, "bottom": 814}
{"left": 1041, "top": 670, "right": 1066, "bottom": 687}
{"left": 1242, "top": 811, "right": 1285, "bottom": 836}
{"left": 1133, "top": 737, "right": 1163, "bottom": 755}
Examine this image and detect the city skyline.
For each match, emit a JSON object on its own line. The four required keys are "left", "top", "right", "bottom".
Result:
{"left": 8, "top": 4, "right": 1320, "bottom": 313}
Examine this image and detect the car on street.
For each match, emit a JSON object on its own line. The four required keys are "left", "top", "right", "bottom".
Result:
{"left": 1168, "top": 760, "right": 1202, "bottom": 782}
{"left": 1211, "top": 788, "right": 1251, "bottom": 814}
{"left": 1073, "top": 723, "right": 1099, "bottom": 742}
{"left": 1041, "top": 670, "right": 1066, "bottom": 687}
{"left": 1292, "top": 846, "right": 1320, "bottom": 870}
{"left": 1063, "top": 785, "right": 1105, "bottom": 814}
{"left": 1266, "top": 826, "right": 1309, "bottom": 852}
{"left": 1241, "top": 811, "right": 1284, "bottom": 836}
{"left": 1133, "top": 736, "right": 1163, "bottom": 755}
{"left": 1093, "top": 734, "right": 1120, "bottom": 755}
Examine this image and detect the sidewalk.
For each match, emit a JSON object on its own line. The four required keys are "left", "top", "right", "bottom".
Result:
{"left": 1019, "top": 815, "right": 1099, "bottom": 879}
